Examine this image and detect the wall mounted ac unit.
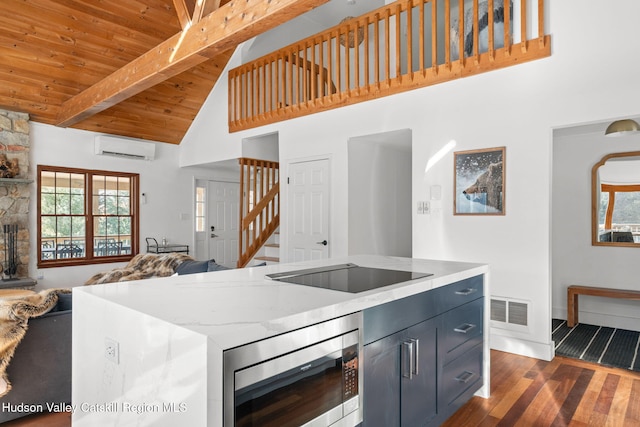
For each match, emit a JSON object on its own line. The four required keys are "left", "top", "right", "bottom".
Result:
{"left": 94, "top": 135, "right": 156, "bottom": 161}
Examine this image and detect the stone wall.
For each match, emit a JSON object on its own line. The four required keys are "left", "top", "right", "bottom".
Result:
{"left": 0, "top": 109, "right": 31, "bottom": 278}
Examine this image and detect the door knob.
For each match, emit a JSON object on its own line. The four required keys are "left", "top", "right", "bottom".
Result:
{"left": 316, "top": 240, "right": 328, "bottom": 246}
{"left": 211, "top": 233, "right": 219, "bottom": 238}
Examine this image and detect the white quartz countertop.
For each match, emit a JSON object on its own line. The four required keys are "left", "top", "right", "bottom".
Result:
{"left": 74, "top": 255, "right": 487, "bottom": 350}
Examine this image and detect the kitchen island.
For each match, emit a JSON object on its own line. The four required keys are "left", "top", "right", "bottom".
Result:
{"left": 72, "top": 255, "right": 489, "bottom": 427}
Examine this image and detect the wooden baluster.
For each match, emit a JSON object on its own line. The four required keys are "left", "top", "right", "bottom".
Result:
{"left": 419, "top": 0, "right": 425, "bottom": 74}
{"left": 318, "top": 36, "right": 324, "bottom": 99}
{"left": 458, "top": 0, "right": 464, "bottom": 65}
{"left": 385, "top": 8, "right": 391, "bottom": 86}
{"left": 444, "top": 0, "right": 451, "bottom": 68}
{"left": 430, "top": 0, "right": 436, "bottom": 75}
{"left": 363, "top": 17, "right": 370, "bottom": 89}
{"left": 303, "top": 43, "right": 309, "bottom": 107}
{"left": 252, "top": 160, "right": 257, "bottom": 246}
{"left": 504, "top": 0, "right": 511, "bottom": 55}
{"left": 488, "top": 0, "right": 495, "bottom": 61}
{"left": 374, "top": 13, "right": 380, "bottom": 90}
{"left": 355, "top": 19, "right": 360, "bottom": 92}
{"left": 238, "top": 158, "right": 244, "bottom": 265}
{"left": 345, "top": 23, "right": 351, "bottom": 95}
{"left": 395, "top": 4, "right": 401, "bottom": 83}
{"left": 473, "top": 0, "right": 479, "bottom": 64}
{"left": 262, "top": 60, "right": 267, "bottom": 115}
{"left": 406, "top": 0, "right": 413, "bottom": 81}
{"left": 336, "top": 31, "right": 342, "bottom": 95}
{"left": 520, "top": 0, "right": 527, "bottom": 53}
{"left": 228, "top": 71, "right": 234, "bottom": 125}
{"left": 327, "top": 32, "right": 334, "bottom": 98}
{"left": 538, "top": 0, "right": 545, "bottom": 48}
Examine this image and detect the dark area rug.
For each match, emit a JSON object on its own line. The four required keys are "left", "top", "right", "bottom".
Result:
{"left": 552, "top": 318, "right": 640, "bottom": 372}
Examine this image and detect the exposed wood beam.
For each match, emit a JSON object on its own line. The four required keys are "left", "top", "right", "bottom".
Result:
{"left": 56, "top": 0, "right": 330, "bottom": 128}
{"left": 172, "top": 0, "right": 192, "bottom": 30}
{"left": 192, "top": 0, "right": 207, "bottom": 24}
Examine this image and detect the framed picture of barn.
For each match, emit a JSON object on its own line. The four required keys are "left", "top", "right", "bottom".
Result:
{"left": 454, "top": 147, "right": 506, "bottom": 215}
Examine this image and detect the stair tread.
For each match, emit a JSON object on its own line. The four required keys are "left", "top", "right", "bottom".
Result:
{"left": 264, "top": 243, "right": 279, "bottom": 248}
{"left": 255, "top": 256, "right": 279, "bottom": 262}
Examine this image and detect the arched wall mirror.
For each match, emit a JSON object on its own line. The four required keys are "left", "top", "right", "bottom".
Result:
{"left": 592, "top": 151, "right": 640, "bottom": 247}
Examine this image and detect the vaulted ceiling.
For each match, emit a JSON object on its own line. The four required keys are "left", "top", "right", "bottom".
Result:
{"left": 0, "top": 0, "right": 329, "bottom": 144}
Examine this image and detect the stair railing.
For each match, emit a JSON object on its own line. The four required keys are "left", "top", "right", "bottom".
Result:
{"left": 237, "top": 158, "right": 280, "bottom": 267}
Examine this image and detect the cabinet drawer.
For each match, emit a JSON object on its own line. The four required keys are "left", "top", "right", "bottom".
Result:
{"left": 440, "top": 298, "right": 483, "bottom": 366}
{"left": 441, "top": 344, "right": 483, "bottom": 410}
{"left": 434, "top": 275, "right": 483, "bottom": 313}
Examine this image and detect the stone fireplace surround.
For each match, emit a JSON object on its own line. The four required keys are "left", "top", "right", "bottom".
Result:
{"left": 0, "top": 109, "right": 31, "bottom": 279}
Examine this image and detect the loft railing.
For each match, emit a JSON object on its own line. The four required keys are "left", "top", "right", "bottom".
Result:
{"left": 229, "top": 0, "right": 550, "bottom": 132}
{"left": 237, "top": 158, "right": 280, "bottom": 268}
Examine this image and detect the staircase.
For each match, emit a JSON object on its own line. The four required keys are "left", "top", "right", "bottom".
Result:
{"left": 237, "top": 158, "right": 280, "bottom": 268}
{"left": 254, "top": 231, "right": 280, "bottom": 265}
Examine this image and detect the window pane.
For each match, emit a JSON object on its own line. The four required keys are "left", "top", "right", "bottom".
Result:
{"left": 56, "top": 194, "right": 71, "bottom": 215}
{"left": 41, "top": 171, "right": 56, "bottom": 193}
{"left": 118, "top": 177, "right": 130, "bottom": 194}
{"left": 119, "top": 196, "right": 130, "bottom": 215}
{"left": 93, "top": 195, "right": 105, "bottom": 215}
{"left": 196, "top": 217, "right": 204, "bottom": 231}
{"left": 93, "top": 175, "right": 106, "bottom": 194}
{"left": 57, "top": 217, "right": 71, "bottom": 237}
{"left": 55, "top": 173, "right": 71, "bottom": 193}
{"left": 72, "top": 216, "right": 86, "bottom": 237}
{"left": 106, "top": 217, "right": 119, "bottom": 236}
{"left": 119, "top": 217, "right": 131, "bottom": 235}
{"left": 95, "top": 217, "right": 107, "bottom": 236}
{"left": 41, "top": 216, "right": 57, "bottom": 238}
{"left": 105, "top": 195, "right": 118, "bottom": 215}
{"left": 70, "top": 173, "right": 84, "bottom": 194}
{"left": 70, "top": 195, "right": 84, "bottom": 215}
{"left": 41, "top": 193, "right": 56, "bottom": 215}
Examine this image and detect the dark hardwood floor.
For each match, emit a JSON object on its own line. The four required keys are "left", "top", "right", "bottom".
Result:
{"left": 443, "top": 350, "right": 640, "bottom": 426}
{"left": 5, "top": 350, "right": 640, "bottom": 426}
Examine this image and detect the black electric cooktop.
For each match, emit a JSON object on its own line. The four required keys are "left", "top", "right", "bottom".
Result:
{"left": 265, "top": 263, "right": 433, "bottom": 293}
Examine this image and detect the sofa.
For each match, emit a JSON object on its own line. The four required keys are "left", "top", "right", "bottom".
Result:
{"left": 0, "top": 292, "right": 72, "bottom": 422}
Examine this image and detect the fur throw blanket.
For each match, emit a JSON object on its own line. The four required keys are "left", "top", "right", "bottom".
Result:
{"left": 0, "top": 288, "right": 71, "bottom": 397}
{"left": 84, "top": 253, "right": 194, "bottom": 285}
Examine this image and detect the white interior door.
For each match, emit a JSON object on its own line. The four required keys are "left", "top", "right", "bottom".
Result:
{"left": 208, "top": 181, "right": 239, "bottom": 268}
{"left": 287, "top": 158, "right": 330, "bottom": 262}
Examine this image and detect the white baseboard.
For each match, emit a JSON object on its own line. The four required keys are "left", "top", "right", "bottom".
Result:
{"left": 490, "top": 333, "right": 555, "bottom": 361}
{"left": 552, "top": 307, "right": 640, "bottom": 332}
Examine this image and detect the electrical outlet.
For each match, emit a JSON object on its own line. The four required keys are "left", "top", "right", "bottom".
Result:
{"left": 105, "top": 338, "right": 119, "bottom": 364}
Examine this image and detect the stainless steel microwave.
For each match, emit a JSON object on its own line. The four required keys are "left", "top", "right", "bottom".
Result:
{"left": 223, "top": 313, "right": 363, "bottom": 427}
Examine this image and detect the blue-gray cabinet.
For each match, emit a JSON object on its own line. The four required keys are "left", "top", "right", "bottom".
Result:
{"left": 363, "top": 275, "right": 484, "bottom": 427}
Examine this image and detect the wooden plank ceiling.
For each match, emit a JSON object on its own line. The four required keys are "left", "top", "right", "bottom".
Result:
{"left": 0, "top": 0, "right": 328, "bottom": 144}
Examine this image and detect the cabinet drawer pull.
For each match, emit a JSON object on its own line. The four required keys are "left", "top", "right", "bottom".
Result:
{"left": 454, "top": 323, "right": 477, "bottom": 334}
{"left": 455, "top": 288, "right": 477, "bottom": 296}
{"left": 402, "top": 341, "right": 414, "bottom": 379}
{"left": 402, "top": 339, "right": 420, "bottom": 379}
{"left": 411, "top": 338, "right": 419, "bottom": 376}
{"left": 454, "top": 370, "right": 476, "bottom": 384}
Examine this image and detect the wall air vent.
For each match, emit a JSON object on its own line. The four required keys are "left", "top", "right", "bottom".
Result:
{"left": 490, "top": 299, "right": 507, "bottom": 323}
{"left": 95, "top": 135, "right": 156, "bottom": 161}
{"left": 490, "top": 297, "right": 530, "bottom": 332}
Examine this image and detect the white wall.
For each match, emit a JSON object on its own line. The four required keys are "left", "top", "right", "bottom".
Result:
{"left": 181, "top": 0, "right": 640, "bottom": 359}
{"left": 552, "top": 130, "right": 640, "bottom": 331}
{"left": 30, "top": 123, "right": 235, "bottom": 289}
{"left": 348, "top": 129, "right": 412, "bottom": 257}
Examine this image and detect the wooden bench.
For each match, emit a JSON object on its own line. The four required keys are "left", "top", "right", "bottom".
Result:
{"left": 567, "top": 285, "right": 640, "bottom": 327}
